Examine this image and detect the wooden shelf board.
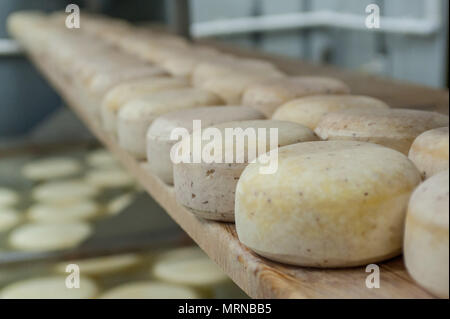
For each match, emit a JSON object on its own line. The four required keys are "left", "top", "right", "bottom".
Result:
{"left": 19, "top": 40, "right": 442, "bottom": 299}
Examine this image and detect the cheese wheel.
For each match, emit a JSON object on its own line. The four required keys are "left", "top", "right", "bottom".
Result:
{"left": 32, "top": 180, "right": 99, "bottom": 204}
{"left": 173, "top": 120, "right": 318, "bottom": 222}
{"left": 0, "top": 276, "right": 98, "bottom": 299}
{"left": 106, "top": 193, "right": 135, "bottom": 215}
{"left": 117, "top": 88, "right": 223, "bottom": 158}
{"left": 199, "top": 71, "right": 283, "bottom": 105}
{"left": 315, "top": 109, "right": 449, "bottom": 154}
{"left": 85, "top": 169, "right": 134, "bottom": 189}
{"left": 235, "top": 141, "right": 421, "bottom": 267}
{"left": 87, "top": 64, "right": 168, "bottom": 98}
{"left": 404, "top": 170, "right": 449, "bottom": 298}
{"left": 272, "top": 95, "right": 389, "bottom": 129}
{"left": 22, "top": 157, "right": 81, "bottom": 181}
{"left": 9, "top": 222, "right": 92, "bottom": 251}
{"left": 158, "top": 46, "right": 221, "bottom": 77}
{"left": 408, "top": 127, "right": 449, "bottom": 179}
{"left": 86, "top": 149, "right": 118, "bottom": 168}
{"left": 101, "top": 77, "right": 189, "bottom": 134}
{"left": 146, "top": 106, "right": 265, "bottom": 184}
{"left": 100, "top": 281, "right": 199, "bottom": 299}
{"left": 192, "top": 57, "right": 284, "bottom": 88}
{"left": 27, "top": 200, "right": 99, "bottom": 222}
{"left": 152, "top": 246, "right": 227, "bottom": 287}
{"left": 0, "top": 187, "right": 18, "bottom": 207}
{"left": 55, "top": 254, "right": 141, "bottom": 276}
{"left": 243, "top": 77, "right": 351, "bottom": 117}
{"left": 0, "top": 208, "right": 21, "bottom": 232}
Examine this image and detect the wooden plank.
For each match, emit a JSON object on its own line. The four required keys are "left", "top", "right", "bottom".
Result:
{"left": 17, "top": 39, "right": 441, "bottom": 299}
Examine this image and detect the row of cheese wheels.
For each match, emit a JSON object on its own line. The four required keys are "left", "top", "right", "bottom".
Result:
{"left": 8, "top": 11, "right": 449, "bottom": 298}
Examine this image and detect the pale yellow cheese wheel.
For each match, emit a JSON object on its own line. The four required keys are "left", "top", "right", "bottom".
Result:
{"left": 243, "top": 77, "right": 351, "bottom": 117}
{"left": 100, "top": 281, "right": 199, "bottom": 299}
{"left": 0, "top": 208, "right": 22, "bottom": 232}
{"left": 22, "top": 157, "right": 81, "bottom": 181}
{"left": 315, "top": 108, "right": 449, "bottom": 154}
{"left": 235, "top": 141, "right": 421, "bottom": 267}
{"left": 85, "top": 169, "right": 134, "bottom": 189}
{"left": 272, "top": 94, "right": 389, "bottom": 129}
{"left": 173, "top": 120, "right": 318, "bottom": 221}
{"left": 117, "top": 88, "right": 223, "bottom": 158}
{"left": 408, "top": 127, "right": 449, "bottom": 179}
{"left": 9, "top": 222, "right": 92, "bottom": 251}
{"left": 0, "top": 276, "right": 98, "bottom": 299}
{"left": 146, "top": 106, "right": 265, "bottom": 184}
{"left": 404, "top": 170, "right": 449, "bottom": 298}
{"left": 27, "top": 200, "right": 100, "bottom": 222}
{"left": 152, "top": 246, "right": 227, "bottom": 287}
{"left": 32, "top": 180, "right": 99, "bottom": 204}
{"left": 100, "top": 77, "right": 189, "bottom": 134}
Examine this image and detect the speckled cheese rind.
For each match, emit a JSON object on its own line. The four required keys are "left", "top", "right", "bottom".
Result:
{"left": 408, "top": 127, "right": 449, "bottom": 179}
{"left": 0, "top": 276, "right": 98, "bottom": 299}
{"left": 146, "top": 106, "right": 265, "bottom": 185}
{"left": 243, "top": 77, "right": 351, "bottom": 117}
{"left": 101, "top": 77, "right": 189, "bottom": 134}
{"left": 173, "top": 120, "right": 318, "bottom": 222}
{"left": 315, "top": 108, "right": 449, "bottom": 155}
{"left": 100, "top": 281, "right": 200, "bottom": 299}
{"left": 117, "top": 88, "right": 223, "bottom": 159}
{"left": 272, "top": 94, "right": 390, "bottom": 129}
{"left": 235, "top": 141, "right": 421, "bottom": 267}
{"left": 404, "top": 170, "right": 449, "bottom": 299}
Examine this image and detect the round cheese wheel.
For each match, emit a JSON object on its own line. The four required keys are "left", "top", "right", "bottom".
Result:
{"left": 32, "top": 180, "right": 99, "bottom": 204}
{"left": 22, "top": 157, "right": 81, "bottom": 181}
{"left": 0, "top": 187, "right": 18, "bottom": 208}
{"left": 87, "top": 64, "right": 168, "bottom": 97}
{"left": 235, "top": 141, "right": 421, "bottom": 267}
{"left": 0, "top": 208, "right": 22, "bottom": 232}
{"left": 404, "top": 170, "right": 449, "bottom": 298}
{"left": 173, "top": 120, "right": 318, "bottom": 222}
{"left": 28, "top": 200, "right": 99, "bottom": 222}
{"left": 85, "top": 169, "right": 134, "bottom": 189}
{"left": 117, "top": 88, "right": 223, "bottom": 158}
{"left": 146, "top": 106, "right": 265, "bottom": 184}
{"left": 243, "top": 77, "right": 351, "bottom": 117}
{"left": 106, "top": 193, "right": 135, "bottom": 215}
{"left": 86, "top": 149, "right": 118, "bottom": 168}
{"left": 315, "top": 108, "right": 449, "bottom": 154}
{"left": 192, "top": 57, "right": 283, "bottom": 88}
{"left": 272, "top": 94, "right": 389, "bottom": 129}
{"left": 0, "top": 276, "right": 98, "bottom": 299}
{"left": 55, "top": 254, "right": 141, "bottom": 276}
{"left": 9, "top": 222, "right": 92, "bottom": 251}
{"left": 408, "top": 127, "right": 449, "bottom": 179}
{"left": 100, "top": 76, "right": 189, "bottom": 134}
{"left": 100, "top": 281, "right": 199, "bottom": 299}
{"left": 152, "top": 246, "right": 227, "bottom": 287}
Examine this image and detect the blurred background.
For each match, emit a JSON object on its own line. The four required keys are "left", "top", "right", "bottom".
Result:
{"left": 0, "top": 0, "right": 448, "bottom": 136}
